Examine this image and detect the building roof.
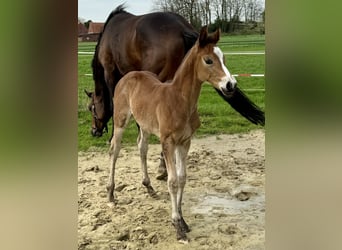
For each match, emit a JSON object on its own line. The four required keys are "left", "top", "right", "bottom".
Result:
{"left": 88, "top": 22, "right": 104, "bottom": 34}
{"left": 78, "top": 22, "right": 88, "bottom": 35}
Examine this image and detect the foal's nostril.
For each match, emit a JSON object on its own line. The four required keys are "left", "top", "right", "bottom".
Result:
{"left": 226, "top": 81, "right": 235, "bottom": 91}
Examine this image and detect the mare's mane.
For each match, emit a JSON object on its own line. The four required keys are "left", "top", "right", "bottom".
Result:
{"left": 99, "top": 4, "right": 128, "bottom": 46}
{"left": 91, "top": 4, "right": 129, "bottom": 96}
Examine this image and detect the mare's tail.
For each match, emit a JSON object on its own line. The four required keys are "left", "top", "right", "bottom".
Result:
{"left": 215, "top": 87, "right": 265, "bottom": 126}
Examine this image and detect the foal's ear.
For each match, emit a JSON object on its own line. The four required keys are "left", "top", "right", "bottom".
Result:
{"left": 199, "top": 26, "right": 209, "bottom": 48}
{"left": 199, "top": 26, "right": 221, "bottom": 47}
{"left": 84, "top": 89, "right": 93, "bottom": 98}
{"left": 211, "top": 28, "right": 221, "bottom": 44}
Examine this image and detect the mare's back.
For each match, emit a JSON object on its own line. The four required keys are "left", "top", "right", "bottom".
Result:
{"left": 100, "top": 11, "right": 197, "bottom": 81}
{"left": 136, "top": 13, "right": 196, "bottom": 80}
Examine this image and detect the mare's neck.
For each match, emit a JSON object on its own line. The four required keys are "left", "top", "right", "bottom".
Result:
{"left": 95, "top": 80, "right": 112, "bottom": 108}
{"left": 172, "top": 48, "right": 202, "bottom": 111}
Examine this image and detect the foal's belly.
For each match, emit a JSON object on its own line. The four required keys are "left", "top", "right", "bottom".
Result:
{"left": 133, "top": 114, "right": 161, "bottom": 138}
{"left": 136, "top": 117, "right": 196, "bottom": 145}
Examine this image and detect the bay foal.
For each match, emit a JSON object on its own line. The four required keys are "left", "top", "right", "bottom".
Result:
{"left": 107, "top": 26, "right": 237, "bottom": 242}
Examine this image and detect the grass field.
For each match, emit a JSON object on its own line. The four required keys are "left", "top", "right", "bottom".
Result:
{"left": 78, "top": 34, "right": 265, "bottom": 151}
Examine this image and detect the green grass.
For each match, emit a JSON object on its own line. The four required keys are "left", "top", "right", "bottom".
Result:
{"left": 78, "top": 34, "right": 265, "bottom": 151}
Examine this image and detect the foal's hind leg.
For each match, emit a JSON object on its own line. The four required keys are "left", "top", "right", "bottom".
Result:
{"left": 107, "top": 127, "right": 124, "bottom": 203}
{"left": 107, "top": 108, "right": 131, "bottom": 203}
{"left": 137, "top": 129, "right": 156, "bottom": 197}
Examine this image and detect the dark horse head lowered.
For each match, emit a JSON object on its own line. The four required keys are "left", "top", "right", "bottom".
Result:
{"left": 86, "top": 5, "right": 264, "bottom": 137}
{"left": 85, "top": 89, "right": 110, "bottom": 137}
{"left": 86, "top": 5, "right": 198, "bottom": 137}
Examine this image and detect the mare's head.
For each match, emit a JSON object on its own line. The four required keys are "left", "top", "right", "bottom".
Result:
{"left": 195, "top": 26, "right": 237, "bottom": 96}
{"left": 85, "top": 90, "right": 111, "bottom": 137}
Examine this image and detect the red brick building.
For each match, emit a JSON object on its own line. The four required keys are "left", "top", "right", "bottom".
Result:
{"left": 78, "top": 21, "right": 104, "bottom": 42}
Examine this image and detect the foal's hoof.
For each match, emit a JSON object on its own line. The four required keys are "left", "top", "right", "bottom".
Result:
{"left": 180, "top": 218, "right": 191, "bottom": 233}
{"left": 106, "top": 185, "right": 115, "bottom": 203}
{"left": 107, "top": 202, "right": 115, "bottom": 208}
{"left": 173, "top": 220, "right": 190, "bottom": 244}
{"left": 178, "top": 238, "right": 189, "bottom": 244}
{"left": 177, "top": 236, "right": 189, "bottom": 244}
{"left": 108, "top": 194, "right": 115, "bottom": 203}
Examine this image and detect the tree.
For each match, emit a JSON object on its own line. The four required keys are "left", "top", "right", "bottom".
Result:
{"left": 84, "top": 20, "right": 92, "bottom": 30}
{"left": 152, "top": 0, "right": 265, "bottom": 33}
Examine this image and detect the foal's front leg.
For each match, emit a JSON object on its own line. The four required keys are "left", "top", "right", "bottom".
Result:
{"left": 162, "top": 139, "right": 189, "bottom": 243}
{"left": 175, "top": 141, "right": 191, "bottom": 233}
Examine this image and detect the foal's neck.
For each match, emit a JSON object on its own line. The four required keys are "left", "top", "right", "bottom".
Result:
{"left": 172, "top": 48, "right": 202, "bottom": 110}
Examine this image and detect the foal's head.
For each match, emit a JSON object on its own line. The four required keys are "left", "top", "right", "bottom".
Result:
{"left": 195, "top": 26, "right": 237, "bottom": 96}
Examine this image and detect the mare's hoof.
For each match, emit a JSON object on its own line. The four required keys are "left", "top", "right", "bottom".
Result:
{"left": 156, "top": 171, "right": 167, "bottom": 181}
{"left": 146, "top": 186, "right": 158, "bottom": 198}
{"left": 157, "top": 158, "right": 167, "bottom": 181}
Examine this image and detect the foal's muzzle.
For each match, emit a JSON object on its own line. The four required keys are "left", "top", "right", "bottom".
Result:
{"left": 227, "top": 81, "right": 236, "bottom": 91}
{"left": 221, "top": 81, "right": 236, "bottom": 96}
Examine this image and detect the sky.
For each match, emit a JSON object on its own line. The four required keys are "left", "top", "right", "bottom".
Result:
{"left": 78, "top": 0, "right": 265, "bottom": 23}
{"left": 78, "top": 0, "right": 155, "bottom": 22}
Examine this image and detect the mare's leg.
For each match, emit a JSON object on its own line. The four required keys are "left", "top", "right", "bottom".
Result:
{"left": 137, "top": 129, "right": 156, "bottom": 196}
{"left": 162, "top": 137, "right": 188, "bottom": 243}
{"left": 156, "top": 152, "right": 168, "bottom": 181}
{"left": 175, "top": 140, "right": 191, "bottom": 233}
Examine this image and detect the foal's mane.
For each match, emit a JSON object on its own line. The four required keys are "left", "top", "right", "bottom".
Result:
{"left": 173, "top": 28, "right": 218, "bottom": 81}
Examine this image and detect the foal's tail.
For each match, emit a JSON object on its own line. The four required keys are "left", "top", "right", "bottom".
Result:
{"left": 215, "top": 87, "right": 265, "bottom": 126}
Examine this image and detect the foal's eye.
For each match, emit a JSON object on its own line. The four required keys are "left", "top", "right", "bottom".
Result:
{"left": 205, "top": 58, "right": 213, "bottom": 65}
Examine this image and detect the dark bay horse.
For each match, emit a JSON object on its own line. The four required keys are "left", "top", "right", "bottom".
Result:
{"left": 108, "top": 26, "right": 235, "bottom": 242}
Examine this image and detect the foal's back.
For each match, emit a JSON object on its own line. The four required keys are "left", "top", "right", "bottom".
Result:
{"left": 114, "top": 71, "right": 187, "bottom": 137}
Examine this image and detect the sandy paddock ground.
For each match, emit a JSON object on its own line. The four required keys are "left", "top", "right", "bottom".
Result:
{"left": 78, "top": 129, "right": 265, "bottom": 250}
